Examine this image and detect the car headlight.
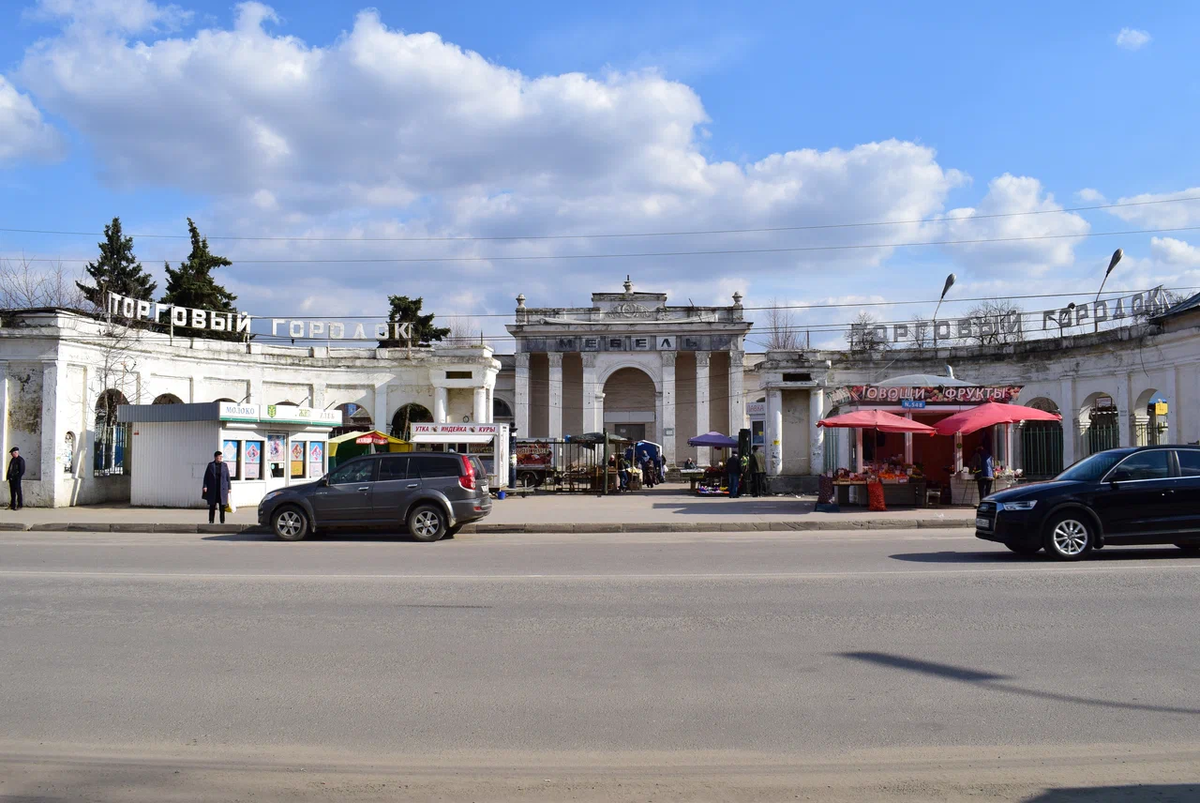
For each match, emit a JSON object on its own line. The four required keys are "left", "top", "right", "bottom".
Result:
{"left": 997, "top": 500, "right": 1037, "bottom": 511}
{"left": 262, "top": 491, "right": 281, "bottom": 503}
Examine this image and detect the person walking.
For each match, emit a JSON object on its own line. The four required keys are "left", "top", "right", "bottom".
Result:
{"left": 202, "top": 449, "right": 232, "bottom": 524}
{"left": 752, "top": 446, "right": 767, "bottom": 497}
{"left": 7, "top": 447, "right": 25, "bottom": 510}
{"left": 970, "top": 445, "right": 994, "bottom": 502}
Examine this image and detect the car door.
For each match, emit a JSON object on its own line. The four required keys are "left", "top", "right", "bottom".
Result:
{"left": 311, "top": 458, "right": 377, "bottom": 524}
{"left": 372, "top": 455, "right": 420, "bottom": 522}
{"left": 1167, "top": 449, "right": 1200, "bottom": 537}
{"left": 1093, "top": 450, "right": 1174, "bottom": 543}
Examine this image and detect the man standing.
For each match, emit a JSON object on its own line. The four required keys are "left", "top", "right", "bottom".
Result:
{"left": 7, "top": 447, "right": 25, "bottom": 510}
{"left": 971, "top": 445, "right": 994, "bottom": 502}
{"left": 752, "top": 445, "right": 767, "bottom": 497}
{"left": 202, "top": 450, "right": 232, "bottom": 524}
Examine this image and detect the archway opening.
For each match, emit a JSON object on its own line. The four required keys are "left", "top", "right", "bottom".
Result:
{"left": 1134, "top": 388, "right": 1168, "bottom": 446}
{"left": 153, "top": 393, "right": 183, "bottom": 405}
{"left": 493, "top": 397, "right": 514, "bottom": 423}
{"left": 1079, "top": 392, "right": 1119, "bottom": 457}
{"left": 1021, "top": 397, "right": 1063, "bottom": 478}
{"left": 332, "top": 402, "right": 374, "bottom": 437}
{"left": 94, "top": 389, "right": 130, "bottom": 475}
{"left": 602, "top": 367, "right": 657, "bottom": 443}
{"left": 391, "top": 403, "right": 433, "bottom": 440}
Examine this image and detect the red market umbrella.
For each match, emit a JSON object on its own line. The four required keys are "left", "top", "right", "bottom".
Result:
{"left": 817, "top": 410, "right": 937, "bottom": 434}
{"left": 933, "top": 401, "right": 1062, "bottom": 436}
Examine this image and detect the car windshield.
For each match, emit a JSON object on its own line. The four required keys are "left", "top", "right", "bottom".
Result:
{"left": 1054, "top": 450, "right": 1132, "bottom": 482}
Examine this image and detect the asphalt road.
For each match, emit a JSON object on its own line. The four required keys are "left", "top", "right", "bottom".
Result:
{"left": 1, "top": 527, "right": 1198, "bottom": 802}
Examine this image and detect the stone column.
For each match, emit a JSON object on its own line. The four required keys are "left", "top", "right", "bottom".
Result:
{"left": 808, "top": 387, "right": 825, "bottom": 475}
{"left": 0, "top": 362, "right": 9, "bottom": 464}
{"left": 661, "top": 352, "right": 677, "bottom": 466}
{"left": 695, "top": 352, "right": 711, "bottom": 467}
{"left": 766, "top": 388, "right": 783, "bottom": 476}
{"left": 903, "top": 413, "right": 914, "bottom": 466}
{"left": 1060, "top": 377, "right": 1077, "bottom": 467}
{"left": 40, "top": 362, "right": 63, "bottom": 504}
{"left": 1117, "top": 372, "right": 1132, "bottom": 447}
{"left": 485, "top": 386, "right": 494, "bottom": 424}
{"left": 514, "top": 353, "right": 530, "bottom": 437}
{"left": 728, "top": 350, "right": 744, "bottom": 437}
{"left": 548, "top": 352, "right": 563, "bottom": 440}
{"left": 373, "top": 383, "right": 388, "bottom": 432}
{"left": 1164, "top": 368, "right": 1178, "bottom": 442}
{"left": 581, "top": 353, "right": 598, "bottom": 433}
{"left": 433, "top": 387, "right": 448, "bottom": 423}
{"left": 472, "top": 387, "right": 487, "bottom": 423}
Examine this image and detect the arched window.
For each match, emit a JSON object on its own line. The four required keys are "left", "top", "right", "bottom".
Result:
{"left": 63, "top": 431, "right": 76, "bottom": 475}
{"left": 391, "top": 403, "right": 433, "bottom": 440}
{"left": 94, "top": 389, "right": 130, "bottom": 476}
{"left": 213, "top": 398, "right": 236, "bottom": 404}
{"left": 332, "top": 403, "right": 374, "bottom": 437}
{"left": 493, "top": 398, "right": 514, "bottom": 421}
{"left": 153, "top": 393, "right": 183, "bottom": 405}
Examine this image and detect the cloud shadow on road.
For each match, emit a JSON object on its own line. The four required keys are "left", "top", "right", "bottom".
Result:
{"left": 840, "top": 651, "right": 1200, "bottom": 717}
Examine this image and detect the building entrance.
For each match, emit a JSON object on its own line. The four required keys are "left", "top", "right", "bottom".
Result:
{"left": 613, "top": 423, "right": 646, "bottom": 442}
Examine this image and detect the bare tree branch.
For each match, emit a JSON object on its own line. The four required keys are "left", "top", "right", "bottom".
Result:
{"left": 0, "top": 257, "right": 88, "bottom": 310}
{"left": 763, "top": 298, "right": 801, "bottom": 351}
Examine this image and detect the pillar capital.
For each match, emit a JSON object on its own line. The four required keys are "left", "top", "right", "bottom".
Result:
{"left": 661, "top": 351, "right": 677, "bottom": 368}
{"left": 580, "top": 352, "right": 596, "bottom": 368}
{"left": 695, "top": 351, "right": 711, "bottom": 367}
{"left": 515, "top": 352, "right": 530, "bottom": 369}
{"left": 547, "top": 352, "right": 564, "bottom": 367}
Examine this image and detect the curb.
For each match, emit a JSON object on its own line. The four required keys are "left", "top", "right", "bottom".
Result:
{"left": 4, "top": 518, "right": 978, "bottom": 534}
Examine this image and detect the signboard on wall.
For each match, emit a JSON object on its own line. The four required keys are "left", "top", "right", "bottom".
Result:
{"left": 746, "top": 402, "right": 766, "bottom": 418}
{"left": 828, "top": 385, "right": 1023, "bottom": 406}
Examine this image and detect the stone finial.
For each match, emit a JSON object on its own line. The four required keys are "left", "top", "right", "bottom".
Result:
{"left": 623, "top": 275, "right": 633, "bottom": 294}
{"left": 732, "top": 291, "right": 743, "bottom": 306}
{"left": 516, "top": 294, "right": 526, "bottom": 308}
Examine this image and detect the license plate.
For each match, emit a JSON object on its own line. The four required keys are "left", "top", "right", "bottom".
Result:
{"left": 976, "top": 517, "right": 991, "bottom": 529}
{"left": 482, "top": 485, "right": 489, "bottom": 494}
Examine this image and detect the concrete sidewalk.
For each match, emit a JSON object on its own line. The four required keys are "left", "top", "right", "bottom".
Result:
{"left": 0, "top": 484, "right": 977, "bottom": 533}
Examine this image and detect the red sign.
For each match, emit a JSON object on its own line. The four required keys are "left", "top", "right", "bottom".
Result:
{"left": 515, "top": 442, "right": 553, "bottom": 467}
{"left": 838, "top": 385, "right": 1022, "bottom": 405}
{"left": 355, "top": 434, "right": 389, "bottom": 445}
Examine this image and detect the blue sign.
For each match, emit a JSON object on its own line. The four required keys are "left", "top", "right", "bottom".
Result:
{"left": 901, "top": 399, "right": 926, "bottom": 409}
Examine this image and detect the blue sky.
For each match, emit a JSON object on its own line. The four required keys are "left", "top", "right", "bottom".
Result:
{"left": 2, "top": 0, "right": 1198, "bottom": 348}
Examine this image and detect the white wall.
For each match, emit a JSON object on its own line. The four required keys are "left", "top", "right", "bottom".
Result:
{"left": 130, "top": 421, "right": 219, "bottom": 507}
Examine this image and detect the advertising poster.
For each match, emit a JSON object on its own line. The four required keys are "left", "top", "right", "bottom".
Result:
{"left": 244, "top": 440, "right": 262, "bottom": 480}
{"left": 308, "top": 442, "right": 324, "bottom": 477}
{"left": 291, "top": 441, "right": 305, "bottom": 478}
{"left": 222, "top": 440, "right": 240, "bottom": 480}
{"left": 268, "top": 434, "right": 286, "bottom": 462}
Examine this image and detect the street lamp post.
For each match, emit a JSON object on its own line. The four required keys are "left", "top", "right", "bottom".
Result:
{"left": 1094, "top": 248, "right": 1123, "bottom": 332}
{"left": 932, "top": 273, "right": 956, "bottom": 349}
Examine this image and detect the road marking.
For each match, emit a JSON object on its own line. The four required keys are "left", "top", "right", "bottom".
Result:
{"left": 0, "top": 564, "right": 1197, "bottom": 581}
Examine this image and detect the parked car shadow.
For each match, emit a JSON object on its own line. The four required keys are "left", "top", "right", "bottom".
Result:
{"left": 202, "top": 528, "right": 435, "bottom": 543}
{"left": 651, "top": 500, "right": 814, "bottom": 516}
{"left": 891, "top": 546, "right": 1198, "bottom": 563}
{"left": 1021, "top": 785, "right": 1199, "bottom": 802}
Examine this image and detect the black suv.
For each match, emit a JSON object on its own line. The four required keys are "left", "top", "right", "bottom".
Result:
{"left": 976, "top": 445, "right": 1200, "bottom": 560}
{"left": 258, "top": 452, "right": 492, "bottom": 542}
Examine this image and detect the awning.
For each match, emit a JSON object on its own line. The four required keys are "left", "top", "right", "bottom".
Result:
{"left": 933, "top": 402, "right": 1062, "bottom": 436}
{"left": 817, "top": 410, "right": 936, "bottom": 434}
{"left": 327, "top": 429, "right": 408, "bottom": 456}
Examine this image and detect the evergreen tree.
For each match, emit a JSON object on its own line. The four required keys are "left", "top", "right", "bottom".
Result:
{"left": 160, "top": 218, "right": 239, "bottom": 340}
{"left": 76, "top": 217, "right": 158, "bottom": 312}
{"left": 378, "top": 295, "right": 450, "bottom": 347}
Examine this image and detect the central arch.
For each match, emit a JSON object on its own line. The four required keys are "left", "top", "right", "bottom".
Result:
{"left": 602, "top": 367, "right": 658, "bottom": 443}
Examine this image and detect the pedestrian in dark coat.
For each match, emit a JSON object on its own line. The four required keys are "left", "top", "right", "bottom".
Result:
{"left": 7, "top": 446, "right": 25, "bottom": 510}
{"left": 202, "top": 450, "right": 232, "bottom": 524}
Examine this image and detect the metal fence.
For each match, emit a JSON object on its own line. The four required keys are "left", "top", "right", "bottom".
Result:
{"left": 514, "top": 439, "right": 619, "bottom": 493}
{"left": 1083, "top": 418, "right": 1120, "bottom": 456}
{"left": 93, "top": 423, "right": 131, "bottom": 476}
{"left": 1021, "top": 422, "right": 1063, "bottom": 479}
{"left": 1134, "top": 421, "right": 1168, "bottom": 446}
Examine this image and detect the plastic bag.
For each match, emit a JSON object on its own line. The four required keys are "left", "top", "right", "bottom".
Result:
{"left": 225, "top": 503, "right": 237, "bottom": 514}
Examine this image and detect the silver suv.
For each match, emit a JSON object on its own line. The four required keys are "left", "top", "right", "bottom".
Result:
{"left": 258, "top": 452, "right": 492, "bottom": 542}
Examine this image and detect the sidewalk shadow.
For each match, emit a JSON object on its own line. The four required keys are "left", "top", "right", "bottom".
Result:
{"left": 651, "top": 500, "right": 815, "bottom": 516}
{"left": 1022, "top": 786, "right": 1199, "bottom": 803}
{"left": 891, "top": 547, "right": 1196, "bottom": 564}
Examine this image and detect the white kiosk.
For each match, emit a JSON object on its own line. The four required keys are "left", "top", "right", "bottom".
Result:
{"left": 118, "top": 402, "right": 341, "bottom": 508}
{"left": 408, "top": 423, "right": 510, "bottom": 490}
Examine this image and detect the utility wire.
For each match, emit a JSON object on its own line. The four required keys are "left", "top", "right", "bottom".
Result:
{"left": 2, "top": 194, "right": 1197, "bottom": 242}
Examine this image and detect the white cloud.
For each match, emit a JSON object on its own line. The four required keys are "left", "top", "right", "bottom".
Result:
{"left": 12, "top": 2, "right": 979, "bottom": 328}
{"left": 0, "top": 76, "right": 66, "bottom": 165}
{"left": 29, "top": 0, "right": 193, "bottom": 33}
{"left": 1150, "top": 237, "right": 1200, "bottom": 267}
{"left": 939, "top": 174, "right": 1089, "bottom": 275}
{"left": 1104, "top": 187, "right": 1200, "bottom": 228}
{"left": 1115, "top": 28, "right": 1152, "bottom": 51}
{"left": 1076, "top": 188, "right": 1106, "bottom": 203}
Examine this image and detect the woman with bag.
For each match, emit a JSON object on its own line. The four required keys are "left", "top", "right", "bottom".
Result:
{"left": 202, "top": 450, "right": 232, "bottom": 524}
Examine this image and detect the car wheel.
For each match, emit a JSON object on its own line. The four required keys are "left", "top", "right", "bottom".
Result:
{"left": 1175, "top": 543, "right": 1200, "bottom": 555}
{"left": 408, "top": 504, "right": 447, "bottom": 542}
{"left": 1043, "top": 512, "right": 1093, "bottom": 561}
{"left": 519, "top": 472, "right": 538, "bottom": 488}
{"left": 1005, "top": 543, "right": 1042, "bottom": 556}
{"left": 272, "top": 505, "right": 309, "bottom": 541}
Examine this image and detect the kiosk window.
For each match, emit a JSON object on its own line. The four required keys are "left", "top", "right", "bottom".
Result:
{"left": 243, "top": 440, "right": 263, "bottom": 480}
{"left": 290, "top": 441, "right": 306, "bottom": 479}
{"left": 222, "top": 440, "right": 241, "bottom": 480}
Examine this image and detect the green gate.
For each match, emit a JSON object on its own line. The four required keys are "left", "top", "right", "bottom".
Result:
{"left": 1021, "top": 422, "right": 1063, "bottom": 479}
